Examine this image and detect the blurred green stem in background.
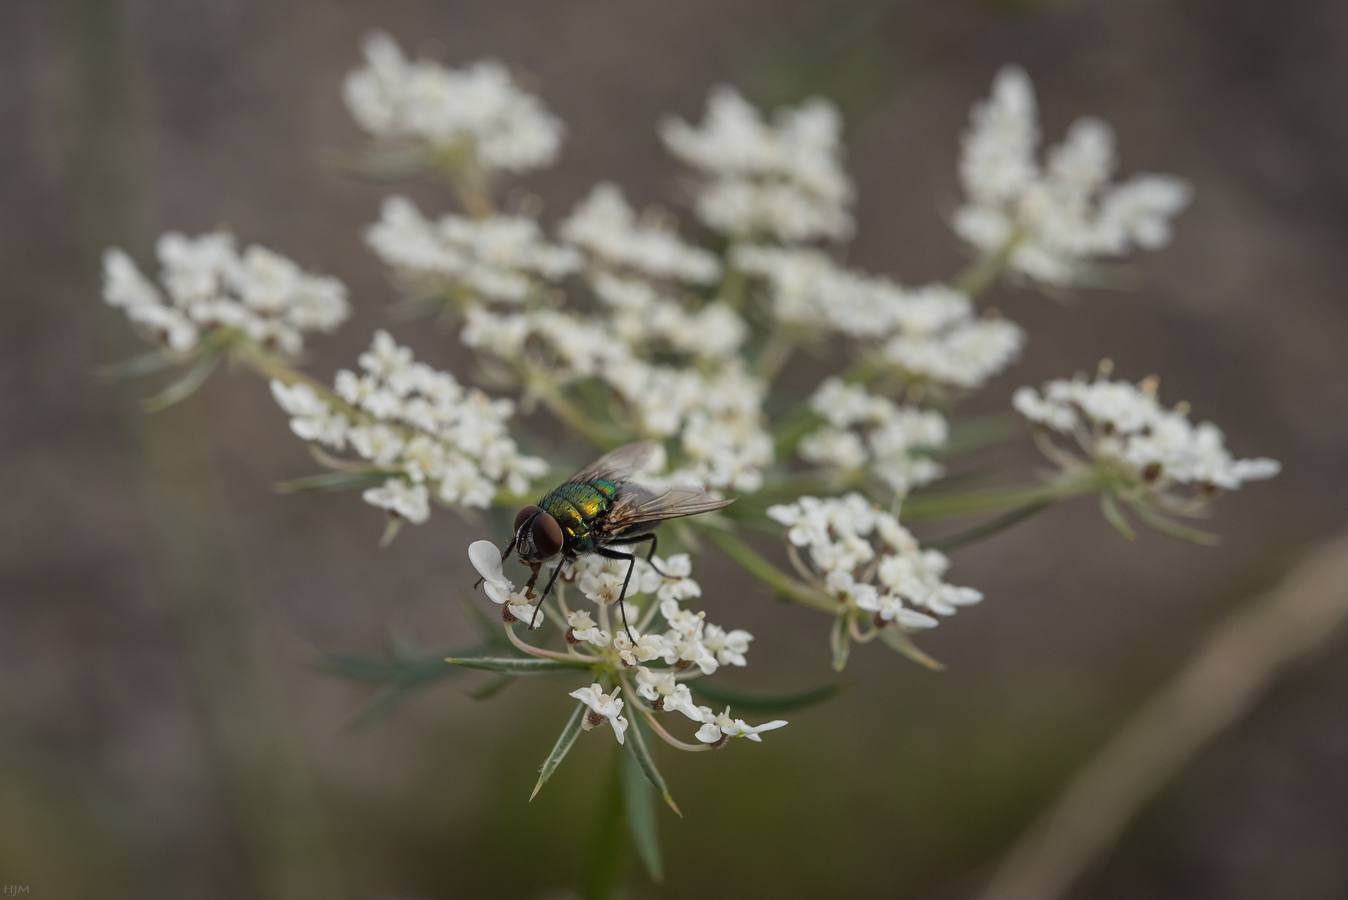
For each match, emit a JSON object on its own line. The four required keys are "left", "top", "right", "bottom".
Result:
{"left": 61, "top": 0, "right": 343, "bottom": 897}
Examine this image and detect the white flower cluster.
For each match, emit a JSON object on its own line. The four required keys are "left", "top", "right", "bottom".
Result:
{"left": 469, "top": 539, "right": 783, "bottom": 746}
{"left": 661, "top": 86, "right": 854, "bottom": 243}
{"left": 560, "top": 183, "right": 721, "bottom": 285}
{"left": 1014, "top": 372, "right": 1281, "bottom": 492}
{"left": 567, "top": 551, "right": 753, "bottom": 677}
{"left": 799, "top": 378, "right": 948, "bottom": 494}
{"left": 102, "top": 232, "right": 349, "bottom": 355}
{"left": 768, "top": 494, "right": 983, "bottom": 628}
{"left": 344, "top": 31, "right": 564, "bottom": 174}
{"left": 956, "top": 66, "right": 1192, "bottom": 286}
{"left": 270, "top": 331, "right": 546, "bottom": 523}
{"left": 735, "top": 246, "right": 1024, "bottom": 390}
{"left": 366, "top": 196, "right": 581, "bottom": 302}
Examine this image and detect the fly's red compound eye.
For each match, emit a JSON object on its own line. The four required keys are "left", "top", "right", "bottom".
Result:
{"left": 513, "top": 505, "right": 540, "bottom": 534}
{"left": 531, "top": 512, "right": 564, "bottom": 558}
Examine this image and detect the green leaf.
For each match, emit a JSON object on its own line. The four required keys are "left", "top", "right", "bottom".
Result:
{"left": 830, "top": 612, "right": 851, "bottom": 672}
{"left": 99, "top": 348, "right": 184, "bottom": 381}
{"left": 621, "top": 721, "right": 663, "bottom": 883}
{"left": 531, "top": 700, "right": 587, "bottom": 801}
{"left": 274, "top": 470, "right": 394, "bottom": 494}
{"left": 1128, "top": 499, "right": 1221, "bottom": 546}
{"left": 444, "top": 656, "right": 591, "bottom": 676}
{"left": 1100, "top": 490, "right": 1137, "bottom": 540}
{"left": 689, "top": 680, "right": 844, "bottom": 713}
{"left": 623, "top": 711, "right": 681, "bottom": 817}
{"left": 141, "top": 351, "right": 220, "bottom": 412}
{"left": 938, "top": 412, "right": 1022, "bottom": 456}
{"left": 878, "top": 629, "right": 947, "bottom": 671}
{"left": 923, "top": 501, "right": 1050, "bottom": 552}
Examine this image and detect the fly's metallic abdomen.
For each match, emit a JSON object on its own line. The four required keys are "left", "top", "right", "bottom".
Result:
{"left": 539, "top": 479, "right": 618, "bottom": 555}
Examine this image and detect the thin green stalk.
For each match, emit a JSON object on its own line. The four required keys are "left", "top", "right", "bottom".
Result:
{"left": 953, "top": 231, "right": 1022, "bottom": 299}
{"left": 903, "top": 469, "right": 1101, "bottom": 521}
{"left": 753, "top": 328, "right": 799, "bottom": 383}
{"left": 701, "top": 529, "right": 836, "bottom": 613}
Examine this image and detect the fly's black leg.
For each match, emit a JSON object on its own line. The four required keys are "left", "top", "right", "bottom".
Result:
{"left": 596, "top": 547, "right": 640, "bottom": 643}
{"left": 627, "top": 533, "right": 671, "bottom": 578}
{"left": 526, "top": 562, "right": 563, "bottom": 630}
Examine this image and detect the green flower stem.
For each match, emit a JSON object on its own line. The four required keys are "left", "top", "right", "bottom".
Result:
{"left": 953, "top": 230, "right": 1023, "bottom": 299}
{"left": 579, "top": 749, "right": 628, "bottom": 900}
{"left": 716, "top": 265, "right": 747, "bottom": 311}
{"left": 229, "top": 338, "right": 363, "bottom": 420}
{"left": 526, "top": 377, "right": 633, "bottom": 451}
{"left": 503, "top": 622, "right": 601, "bottom": 663}
{"left": 902, "top": 468, "right": 1102, "bottom": 521}
{"left": 700, "top": 529, "right": 837, "bottom": 614}
{"left": 753, "top": 328, "right": 800, "bottom": 383}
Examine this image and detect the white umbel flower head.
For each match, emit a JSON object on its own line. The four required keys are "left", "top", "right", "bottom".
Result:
{"left": 798, "top": 378, "right": 948, "bottom": 494}
{"left": 1014, "top": 368, "right": 1281, "bottom": 494}
{"left": 103, "top": 233, "right": 349, "bottom": 356}
{"left": 955, "top": 66, "right": 1192, "bottom": 287}
{"left": 734, "top": 246, "right": 1024, "bottom": 392}
{"left": 344, "top": 31, "right": 564, "bottom": 174}
{"left": 661, "top": 86, "right": 854, "bottom": 243}
{"left": 270, "top": 331, "right": 547, "bottom": 521}
{"left": 767, "top": 494, "right": 981, "bottom": 628}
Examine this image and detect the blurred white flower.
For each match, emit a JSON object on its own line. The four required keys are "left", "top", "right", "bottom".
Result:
{"left": 661, "top": 86, "right": 853, "bottom": 243}
{"left": 955, "top": 66, "right": 1192, "bottom": 286}
{"left": 569, "top": 684, "right": 629, "bottom": 744}
{"left": 561, "top": 183, "right": 720, "bottom": 284}
{"left": 367, "top": 195, "right": 581, "bottom": 303}
{"left": 344, "top": 31, "right": 563, "bottom": 174}
{"left": 734, "top": 246, "right": 1024, "bottom": 391}
{"left": 799, "top": 378, "right": 948, "bottom": 493}
{"left": 103, "top": 233, "right": 349, "bottom": 356}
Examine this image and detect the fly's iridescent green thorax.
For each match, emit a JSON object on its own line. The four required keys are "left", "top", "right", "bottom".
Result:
{"left": 538, "top": 478, "right": 619, "bottom": 554}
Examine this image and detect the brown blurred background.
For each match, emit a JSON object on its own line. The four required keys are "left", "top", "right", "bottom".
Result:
{"left": 3, "top": 0, "right": 1347, "bottom": 897}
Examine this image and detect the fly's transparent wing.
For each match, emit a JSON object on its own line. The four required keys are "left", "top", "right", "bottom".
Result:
{"left": 605, "top": 485, "right": 734, "bottom": 535}
{"left": 566, "top": 441, "right": 657, "bottom": 486}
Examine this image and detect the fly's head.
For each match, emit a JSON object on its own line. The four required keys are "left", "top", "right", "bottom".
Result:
{"left": 512, "top": 504, "right": 564, "bottom": 565}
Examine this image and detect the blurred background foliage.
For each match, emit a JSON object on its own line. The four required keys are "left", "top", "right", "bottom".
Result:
{"left": 3, "top": 0, "right": 1347, "bottom": 897}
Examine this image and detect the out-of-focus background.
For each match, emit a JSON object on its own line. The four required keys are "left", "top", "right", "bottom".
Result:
{"left": 3, "top": 1, "right": 1347, "bottom": 897}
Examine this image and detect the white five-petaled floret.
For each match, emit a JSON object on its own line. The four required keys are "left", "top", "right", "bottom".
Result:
{"left": 569, "top": 684, "right": 629, "bottom": 744}
{"left": 694, "top": 707, "right": 788, "bottom": 745}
